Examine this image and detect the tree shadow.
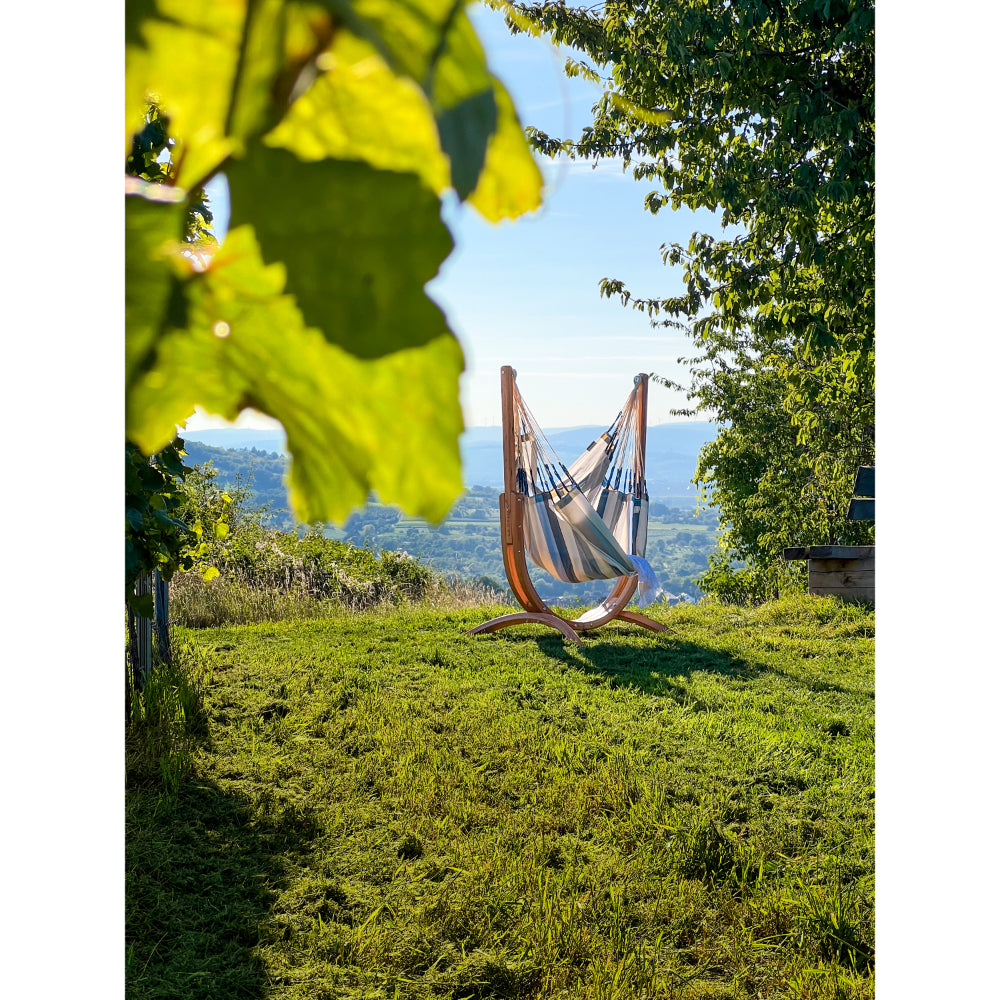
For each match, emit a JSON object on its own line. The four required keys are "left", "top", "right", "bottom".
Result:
{"left": 499, "top": 624, "right": 860, "bottom": 701}
{"left": 127, "top": 777, "right": 323, "bottom": 1000}
{"left": 126, "top": 757, "right": 322, "bottom": 999}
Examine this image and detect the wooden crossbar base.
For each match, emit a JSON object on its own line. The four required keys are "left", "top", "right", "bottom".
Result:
{"left": 612, "top": 610, "right": 671, "bottom": 633}
{"left": 467, "top": 609, "right": 669, "bottom": 645}
{"left": 467, "top": 612, "right": 582, "bottom": 644}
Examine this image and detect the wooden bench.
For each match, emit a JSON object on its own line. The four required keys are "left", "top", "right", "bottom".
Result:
{"left": 783, "top": 467, "right": 874, "bottom": 604}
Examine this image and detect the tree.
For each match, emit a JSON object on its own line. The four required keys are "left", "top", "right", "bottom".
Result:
{"left": 126, "top": 0, "right": 543, "bottom": 529}
{"left": 494, "top": 0, "right": 874, "bottom": 598}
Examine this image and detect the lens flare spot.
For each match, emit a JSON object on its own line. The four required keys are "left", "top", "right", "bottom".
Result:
{"left": 213, "top": 321, "right": 231, "bottom": 338}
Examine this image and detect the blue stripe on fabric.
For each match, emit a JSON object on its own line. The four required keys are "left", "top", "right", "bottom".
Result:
{"left": 536, "top": 493, "right": 581, "bottom": 582}
{"left": 553, "top": 497, "right": 605, "bottom": 580}
{"left": 555, "top": 491, "right": 633, "bottom": 578}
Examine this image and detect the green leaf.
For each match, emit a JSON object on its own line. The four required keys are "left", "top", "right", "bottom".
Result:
{"left": 127, "top": 225, "right": 464, "bottom": 524}
{"left": 125, "top": 0, "right": 289, "bottom": 186}
{"left": 226, "top": 146, "right": 453, "bottom": 358}
{"left": 266, "top": 29, "right": 539, "bottom": 220}
{"left": 266, "top": 31, "right": 450, "bottom": 194}
{"left": 224, "top": 0, "right": 289, "bottom": 145}
{"left": 321, "top": 0, "right": 496, "bottom": 198}
{"left": 125, "top": 186, "right": 186, "bottom": 387}
{"left": 467, "top": 82, "right": 543, "bottom": 221}
{"left": 127, "top": 591, "right": 155, "bottom": 618}
{"left": 435, "top": 86, "right": 497, "bottom": 198}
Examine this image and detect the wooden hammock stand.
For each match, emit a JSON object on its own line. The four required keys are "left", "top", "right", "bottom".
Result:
{"left": 468, "top": 366, "right": 669, "bottom": 645}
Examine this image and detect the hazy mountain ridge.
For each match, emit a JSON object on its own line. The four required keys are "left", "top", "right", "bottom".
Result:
{"left": 180, "top": 421, "right": 718, "bottom": 498}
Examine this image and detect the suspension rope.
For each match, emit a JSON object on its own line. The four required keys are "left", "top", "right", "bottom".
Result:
{"left": 511, "top": 379, "right": 645, "bottom": 501}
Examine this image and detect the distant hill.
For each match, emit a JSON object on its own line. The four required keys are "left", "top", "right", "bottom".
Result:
{"left": 458, "top": 421, "right": 717, "bottom": 499}
{"left": 180, "top": 428, "right": 287, "bottom": 454}
{"left": 180, "top": 420, "right": 718, "bottom": 500}
{"left": 181, "top": 439, "right": 290, "bottom": 520}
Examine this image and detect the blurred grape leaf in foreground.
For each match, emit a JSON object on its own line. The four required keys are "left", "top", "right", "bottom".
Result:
{"left": 125, "top": 0, "right": 542, "bottom": 525}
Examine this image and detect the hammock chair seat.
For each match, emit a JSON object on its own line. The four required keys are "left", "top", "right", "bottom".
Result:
{"left": 468, "top": 367, "right": 668, "bottom": 644}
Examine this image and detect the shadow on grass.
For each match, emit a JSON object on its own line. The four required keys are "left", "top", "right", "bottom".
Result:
{"left": 126, "top": 776, "right": 321, "bottom": 1000}
{"left": 524, "top": 624, "right": 863, "bottom": 700}
{"left": 526, "top": 628, "right": 758, "bottom": 702}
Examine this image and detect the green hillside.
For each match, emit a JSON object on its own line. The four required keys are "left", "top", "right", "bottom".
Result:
{"left": 127, "top": 596, "right": 874, "bottom": 1000}
{"left": 179, "top": 444, "right": 721, "bottom": 601}
{"left": 182, "top": 440, "right": 290, "bottom": 521}
{"left": 332, "top": 487, "right": 719, "bottom": 603}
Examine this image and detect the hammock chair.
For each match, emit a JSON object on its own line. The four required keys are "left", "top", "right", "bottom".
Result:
{"left": 469, "top": 366, "right": 668, "bottom": 644}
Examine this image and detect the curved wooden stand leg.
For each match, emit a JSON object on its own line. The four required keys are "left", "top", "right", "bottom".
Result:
{"left": 467, "top": 612, "right": 583, "bottom": 645}
{"left": 611, "top": 610, "right": 672, "bottom": 633}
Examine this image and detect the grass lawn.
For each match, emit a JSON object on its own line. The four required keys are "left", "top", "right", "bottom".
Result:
{"left": 126, "top": 595, "right": 874, "bottom": 999}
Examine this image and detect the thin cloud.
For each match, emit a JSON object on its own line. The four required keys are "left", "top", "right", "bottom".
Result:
{"left": 574, "top": 335, "right": 672, "bottom": 342}
{"left": 478, "top": 356, "right": 673, "bottom": 364}
{"left": 524, "top": 95, "right": 600, "bottom": 114}
{"left": 540, "top": 158, "right": 633, "bottom": 181}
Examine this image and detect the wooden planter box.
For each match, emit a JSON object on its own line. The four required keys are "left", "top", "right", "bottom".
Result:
{"left": 782, "top": 545, "right": 875, "bottom": 604}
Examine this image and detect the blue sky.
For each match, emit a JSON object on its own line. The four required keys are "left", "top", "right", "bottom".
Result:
{"left": 187, "top": 4, "right": 722, "bottom": 434}
{"left": 430, "top": 5, "right": 723, "bottom": 429}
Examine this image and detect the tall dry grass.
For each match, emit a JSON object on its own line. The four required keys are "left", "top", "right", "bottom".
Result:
{"left": 169, "top": 527, "right": 506, "bottom": 628}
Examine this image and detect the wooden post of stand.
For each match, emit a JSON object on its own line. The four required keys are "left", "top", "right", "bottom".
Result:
{"left": 501, "top": 365, "right": 517, "bottom": 499}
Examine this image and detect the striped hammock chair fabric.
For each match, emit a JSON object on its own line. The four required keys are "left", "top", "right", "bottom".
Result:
{"left": 511, "top": 379, "right": 659, "bottom": 596}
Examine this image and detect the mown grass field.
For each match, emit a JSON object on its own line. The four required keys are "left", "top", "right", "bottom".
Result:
{"left": 126, "top": 596, "right": 874, "bottom": 1000}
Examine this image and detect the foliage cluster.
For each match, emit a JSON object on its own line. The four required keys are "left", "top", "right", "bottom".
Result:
{"left": 165, "top": 463, "right": 510, "bottom": 629}
{"left": 125, "top": 439, "right": 231, "bottom": 616}
{"left": 126, "top": 0, "right": 543, "bottom": 528}
{"left": 227, "top": 525, "right": 432, "bottom": 602}
{"left": 170, "top": 520, "right": 436, "bottom": 628}
{"left": 127, "top": 594, "right": 874, "bottom": 999}
{"left": 494, "top": 0, "right": 875, "bottom": 594}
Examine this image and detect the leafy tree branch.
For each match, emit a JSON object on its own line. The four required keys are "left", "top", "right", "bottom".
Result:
{"left": 495, "top": 0, "right": 874, "bottom": 599}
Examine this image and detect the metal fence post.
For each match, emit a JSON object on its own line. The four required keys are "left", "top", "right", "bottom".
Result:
{"left": 154, "top": 569, "right": 171, "bottom": 665}
{"left": 134, "top": 572, "right": 153, "bottom": 686}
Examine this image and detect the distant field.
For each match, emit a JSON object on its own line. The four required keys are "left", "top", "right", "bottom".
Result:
{"left": 329, "top": 487, "right": 720, "bottom": 604}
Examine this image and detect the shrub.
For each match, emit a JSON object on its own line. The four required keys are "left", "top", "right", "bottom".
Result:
{"left": 697, "top": 547, "right": 806, "bottom": 606}
{"left": 169, "top": 519, "right": 447, "bottom": 627}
